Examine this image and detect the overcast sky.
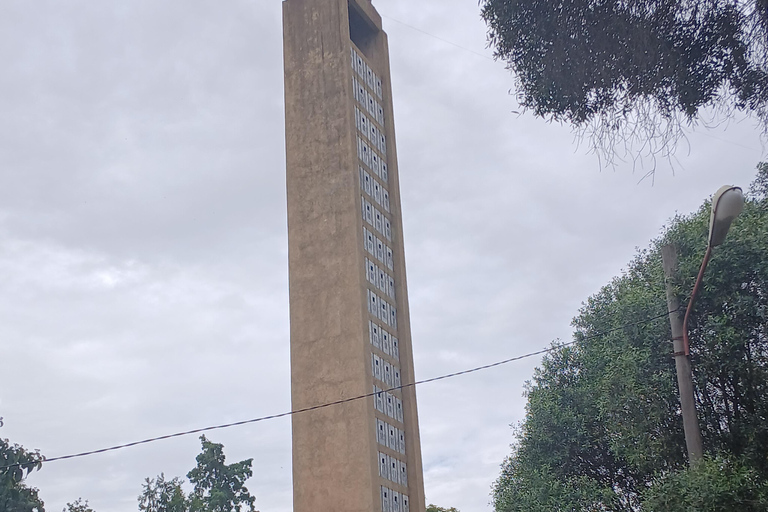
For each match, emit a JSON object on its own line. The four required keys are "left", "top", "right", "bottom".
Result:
{"left": 0, "top": 1, "right": 765, "bottom": 511}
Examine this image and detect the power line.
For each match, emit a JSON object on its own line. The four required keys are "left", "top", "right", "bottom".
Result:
{"left": 381, "top": 14, "right": 495, "bottom": 62}
{"left": 0, "top": 309, "right": 673, "bottom": 472}
{"left": 694, "top": 130, "right": 763, "bottom": 152}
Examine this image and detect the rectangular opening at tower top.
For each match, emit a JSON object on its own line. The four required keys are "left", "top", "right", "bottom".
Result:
{"left": 348, "top": 1, "right": 377, "bottom": 55}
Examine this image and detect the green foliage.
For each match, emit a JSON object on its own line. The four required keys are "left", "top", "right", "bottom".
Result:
{"left": 64, "top": 498, "right": 95, "bottom": 512}
{"left": 426, "top": 505, "right": 460, "bottom": 512}
{"left": 643, "top": 456, "right": 768, "bottom": 512}
{"left": 138, "top": 474, "right": 188, "bottom": 512}
{"left": 493, "top": 164, "right": 768, "bottom": 511}
{"left": 749, "top": 162, "right": 768, "bottom": 200}
{"left": 139, "top": 436, "right": 256, "bottom": 512}
{"left": 0, "top": 438, "right": 46, "bottom": 512}
{"left": 187, "top": 436, "right": 255, "bottom": 512}
{"left": 479, "top": 0, "right": 768, "bottom": 162}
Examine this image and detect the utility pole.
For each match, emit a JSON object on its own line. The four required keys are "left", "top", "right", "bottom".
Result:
{"left": 661, "top": 244, "right": 703, "bottom": 464}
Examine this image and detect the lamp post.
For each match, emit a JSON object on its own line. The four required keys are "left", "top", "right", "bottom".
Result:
{"left": 661, "top": 185, "right": 744, "bottom": 465}
{"left": 682, "top": 186, "right": 745, "bottom": 356}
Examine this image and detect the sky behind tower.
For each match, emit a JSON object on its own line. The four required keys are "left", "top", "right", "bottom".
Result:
{"left": 0, "top": 1, "right": 765, "bottom": 511}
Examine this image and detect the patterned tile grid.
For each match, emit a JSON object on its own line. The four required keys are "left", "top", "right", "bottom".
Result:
{"left": 351, "top": 45, "right": 410, "bottom": 512}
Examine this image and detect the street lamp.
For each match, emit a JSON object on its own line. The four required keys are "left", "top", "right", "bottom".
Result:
{"left": 682, "top": 186, "right": 745, "bottom": 356}
{"left": 661, "top": 185, "right": 744, "bottom": 465}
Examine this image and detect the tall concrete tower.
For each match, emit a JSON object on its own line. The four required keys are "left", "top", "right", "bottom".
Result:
{"left": 283, "top": 1, "right": 426, "bottom": 511}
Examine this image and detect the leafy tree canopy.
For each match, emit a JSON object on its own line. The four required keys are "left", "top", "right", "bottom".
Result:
{"left": 426, "top": 505, "right": 461, "bottom": 512}
{"left": 1, "top": 433, "right": 255, "bottom": 512}
{"left": 493, "top": 164, "right": 768, "bottom": 512}
{"left": 187, "top": 436, "right": 255, "bottom": 512}
{"left": 138, "top": 436, "right": 256, "bottom": 512}
{"left": 64, "top": 498, "right": 95, "bottom": 512}
{"left": 138, "top": 474, "right": 187, "bottom": 512}
{"left": 480, "top": 0, "right": 768, "bottom": 165}
{"left": 0, "top": 438, "right": 45, "bottom": 512}
{"left": 643, "top": 456, "right": 768, "bottom": 512}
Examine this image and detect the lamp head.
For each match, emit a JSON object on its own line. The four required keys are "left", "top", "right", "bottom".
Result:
{"left": 709, "top": 186, "right": 744, "bottom": 247}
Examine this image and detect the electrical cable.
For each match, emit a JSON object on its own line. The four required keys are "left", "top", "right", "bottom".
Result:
{"left": 380, "top": 14, "right": 495, "bottom": 61}
{"left": 0, "top": 309, "right": 674, "bottom": 472}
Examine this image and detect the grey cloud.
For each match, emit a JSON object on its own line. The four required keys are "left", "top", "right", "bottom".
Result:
{"left": 1, "top": 1, "right": 765, "bottom": 512}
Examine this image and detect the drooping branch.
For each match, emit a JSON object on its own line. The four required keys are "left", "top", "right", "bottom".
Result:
{"left": 480, "top": 0, "right": 768, "bottom": 170}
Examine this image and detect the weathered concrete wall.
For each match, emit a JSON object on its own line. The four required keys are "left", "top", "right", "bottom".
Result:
{"left": 284, "top": 0, "right": 425, "bottom": 510}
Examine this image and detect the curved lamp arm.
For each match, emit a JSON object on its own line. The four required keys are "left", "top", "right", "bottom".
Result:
{"left": 682, "top": 186, "right": 744, "bottom": 355}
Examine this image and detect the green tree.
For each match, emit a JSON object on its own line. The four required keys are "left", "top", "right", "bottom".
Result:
{"left": 643, "top": 456, "right": 768, "bottom": 512}
{"left": 64, "top": 498, "right": 95, "bottom": 512}
{"left": 187, "top": 436, "right": 255, "bottom": 512}
{"left": 139, "top": 436, "right": 256, "bottom": 512}
{"left": 0, "top": 438, "right": 45, "bottom": 512}
{"left": 479, "top": 0, "right": 768, "bottom": 165}
{"left": 426, "top": 505, "right": 460, "bottom": 512}
{"left": 138, "top": 474, "right": 188, "bottom": 512}
{"left": 493, "top": 164, "right": 768, "bottom": 511}
{"left": 750, "top": 162, "right": 768, "bottom": 198}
